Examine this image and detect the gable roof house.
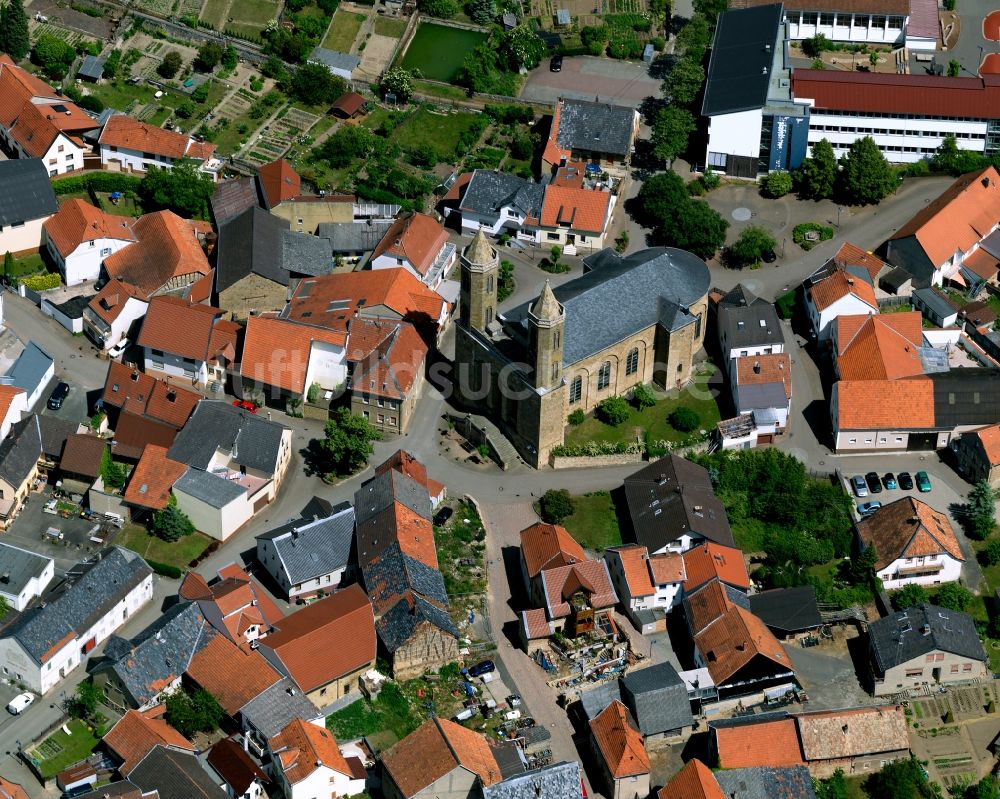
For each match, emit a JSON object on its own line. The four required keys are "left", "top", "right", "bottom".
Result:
{"left": 370, "top": 211, "right": 456, "bottom": 291}
{"left": 622, "top": 455, "right": 735, "bottom": 554}
{"left": 539, "top": 560, "right": 619, "bottom": 635}
{"left": 256, "top": 158, "right": 357, "bottom": 232}
{"left": 138, "top": 295, "right": 240, "bottom": 388}
{"left": 833, "top": 312, "right": 925, "bottom": 381}
{"left": 603, "top": 544, "right": 686, "bottom": 633}
{"left": 102, "top": 709, "right": 196, "bottom": 776}
{"left": 237, "top": 677, "right": 324, "bottom": 759}
{"left": 205, "top": 737, "right": 269, "bottom": 799}
{"left": 42, "top": 198, "right": 136, "bottom": 286}
{"left": 256, "top": 585, "right": 376, "bottom": 710}
{"left": 482, "top": 761, "right": 584, "bottom": 799}
{"left": 268, "top": 719, "right": 364, "bottom": 799}
{"left": 129, "top": 746, "right": 229, "bottom": 799}
{"left": 0, "top": 55, "right": 97, "bottom": 177}
{"left": 869, "top": 603, "right": 988, "bottom": 695}
{"left": 716, "top": 284, "right": 785, "bottom": 360}
{"left": 0, "top": 542, "right": 53, "bottom": 612}
{"left": 121, "top": 444, "right": 188, "bottom": 516}
{"left": 886, "top": 166, "right": 1000, "bottom": 288}
{"left": 0, "top": 547, "right": 153, "bottom": 694}
{"left": 588, "top": 700, "right": 650, "bottom": 799}
{"left": 0, "top": 158, "right": 59, "bottom": 256}
{"left": 354, "top": 452, "right": 459, "bottom": 679}
{"left": 380, "top": 717, "right": 502, "bottom": 799}
{"left": 542, "top": 98, "right": 640, "bottom": 177}
{"left": 855, "top": 496, "right": 965, "bottom": 589}
{"left": 805, "top": 265, "right": 879, "bottom": 341}
{"left": 955, "top": 422, "right": 1000, "bottom": 486}
{"left": 0, "top": 415, "right": 44, "bottom": 528}
{"left": 731, "top": 353, "right": 792, "bottom": 429}
{"left": 255, "top": 501, "right": 355, "bottom": 601}
{"left": 519, "top": 522, "right": 586, "bottom": 607}
{"left": 58, "top": 432, "right": 110, "bottom": 492}
{"left": 0, "top": 384, "right": 27, "bottom": 441}
{"left": 98, "top": 114, "right": 222, "bottom": 180}
{"left": 748, "top": 586, "right": 823, "bottom": 638}
{"left": 660, "top": 759, "right": 817, "bottom": 799}
{"left": 5, "top": 342, "right": 54, "bottom": 413}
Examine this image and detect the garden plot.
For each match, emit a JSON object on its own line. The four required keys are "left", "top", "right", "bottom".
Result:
{"left": 358, "top": 33, "right": 399, "bottom": 79}
{"left": 530, "top": 0, "right": 645, "bottom": 28}
{"left": 243, "top": 106, "right": 321, "bottom": 162}
{"left": 29, "top": 21, "right": 97, "bottom": 48}
{"left": 177, "top": 0, "right": 205, "bottom": 17}
{"left": 200, "top": 0, "right": 230, "bottom": 29}
{"left": 28, "top": 0, "right": 112, "bottom": 38}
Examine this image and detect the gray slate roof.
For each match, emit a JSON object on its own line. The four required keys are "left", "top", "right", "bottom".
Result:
{"left": 0, "top": 542, "right": 51, "bottom": 598}
{"left": 168, "top": 400, "right": 288, "bottom": 475}
{"left": 7, "top": 342, "right": 54, "bottom": 395}
{"left": 239, "top": 677, "right": 322, "bottom": 739}
{"left": 554, "top": 99, "right": 636, "bottom": 158}
{"left": 749, "top": 586, "right": 822, "bottom": 633}
{"left": 78, "top": 55, "right": 105, "bottom": 80}
{"left": 736, "top": 382, "right": 790, "bottom": 413}
{"left": 459, "top": 170, "right": 544, "bottom": 219}
{"left": 282, "top": 229, "right": 334, "bottom": 276}
{"left": 913, "top": 287, "right": 958, "bottom": 320}
{"left": 715, "top": 766, "right": 817, "bottom": 799}
{"left": 620, "top": 662, "right": 694, "bottom": 735}
{"left": 869, "top": 603, "right": 987, "bottom": 673}
{"left": 376, "top": 591, "right": 458, "bottom": 653}
{"left": 97, "top": 602, "right": 213, "bottom": 707}
{"left": 579, "top": 679, "right": 622, "bottom": 721}
{"left": 506, "top": 248, "right": 710, "bottom": 366}
{"left": 0, "top": 415, "right": 43, "bottom": 487}
{"left": 363, "top": 541, "right": 449, "bottom": 611}
{"left": 0, "top": 159, "right": 58, "bottom": 227}
{"left": 317, "top": 221, "right": 394, "bottom": 253}
{"left": 215, "top": 206, "right": 290, "bottom": 293}
{"left": 702, "top": 4, "right": 784, "bottom": 116}
{"left": 174, "top": 467, "right": 247, "bottom": 508}
{"left": 309, "top": 47, "right": 361, "bottom": 72}
{"left": 3, "top": 547, "right": 151, "bottom": 665}
{"left": 483, "top": 761, "right": 583, "bottom": 799}
{"left": 718, "top": 284, "right": 785, "bottom": 353}
{"left": 255, "top": 503, "right": 355, "bottom": 584}
{"left": 354, "top": 469, "right": 432, "bottom": 528}
{"left": 130, "top": 747, "right": 228, "bottom": 799}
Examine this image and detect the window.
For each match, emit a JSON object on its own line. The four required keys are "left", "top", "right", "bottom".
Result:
{"left": 553, "top": 330, "right": 560, "bottom": 349}
{"left": 854, "top": 14, "right": 869, "bottom": 25}
{"left": 48, "top": 158, "right": 56, "bottom": 165}
{"left": 963, "top": 663, "right": 973, "bottom": 672}
{"left": 905, "top": 668, "right": 923, "bottom": 678}
{"left": 101, "top": 247, "right": 112, "bottom": 256}
{"left": 569, "top": 376, "right": 582, "bottom": 403}
{"left": 377, "top": 414, "right": 384, "bottom": 424}
{"left": 694, "top": 312, "right": 702, "bottom": 339}
{"left": 551, "top": 364, "right": 559, "bottom": 382}
{"left": 58, "top": 145, "right": 64, "bottom": 153}
{"left": 486, "top": 306, "right": 494, "bottom": 325}
{"left": 487, "top": 275, "right": 494, "bottom": 294}
{"left": 546, "top": 232, "right": 560, "bottom": 241}
{"left": 598, "top": 362, "right": 611, "bottom": 390}
{"left": 708, "top": 151, "right": 727, "bottom": 169}
{"left": 820, "top": 12, "right": 833, "bottom": 24}
{"left": 376, "top": 397, "right": 384, "bottom": 408}
{"left": 362, "top": 410, "right": 369, "bottom": 419}
{"left": 872, "top": 14, "right": 886, "bottom": 26}
{"left": 626, "top": 348, "right": 639, "bottom": 375}
{"left": 802, "top": 11, "right": 817, "bottom": 23}
{"left": 389, "top": 416, "right": 397, "bottom": 426}
{"left": 951, "top": 664, "right": 960, "bottom": 673}
{"left": 677, "top": 363, "right": 683, "bottom": 372}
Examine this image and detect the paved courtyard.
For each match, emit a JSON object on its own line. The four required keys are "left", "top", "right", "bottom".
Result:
{"left": 520, "top": 55, "right": 661, "bottom": 107}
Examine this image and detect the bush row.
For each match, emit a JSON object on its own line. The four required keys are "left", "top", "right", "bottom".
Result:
{"left": 146, "top": 560, "right": 182, "bottom": 579}
{"left": 20, "top": 273, "right": 60, "bottom": 291}
{"left": 52, "top": 173, "right": 143, "bottom": 196}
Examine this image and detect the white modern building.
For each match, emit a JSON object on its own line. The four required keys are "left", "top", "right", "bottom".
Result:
{"left": 0, "top": 542, "right": 54, "bottom": 612}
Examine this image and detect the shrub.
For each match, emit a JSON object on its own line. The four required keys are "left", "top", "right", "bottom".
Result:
{"left": 986, "top": 538, "right": 1000, "bottom": 565}
{"left": 568, "top": 409, "right": 585, "bottom": 425}
{"left": 792, "top": 222, "right": 834, "bottom": 251}
{"left": 596, "top": 396, "right": 631, "bottom": 426}
{"left": 776, "top": 289, "right": 797, "bottom": 320}
{"left": 20, "top": 273, "right": 60, "bottom": 291}
{"left": 147, "top": 560, "right": 182, "bottom": 578}
{"left": 669, "top": 406, "right": 700, "bottom": 432}
{"left": 631, "top": 384, "right": 656, "bottom": 410}
{"left": 539, "top": 489, "right": 575, "bottom": 523}
{"left": 761, "top": 170, "right": 793, "bottom": 198}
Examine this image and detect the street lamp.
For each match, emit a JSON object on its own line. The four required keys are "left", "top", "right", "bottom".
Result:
{"left": 837, "top": 206, "right": 844, "bottom": 227}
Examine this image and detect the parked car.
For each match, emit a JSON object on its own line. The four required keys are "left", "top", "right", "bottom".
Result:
{"left": 762, "top": 249, "right": 777, "bottom": 263}
{"left": 506, "top": 694, "right": 522, "bottom": 707}
{"left": 7, "top": 692, "right": 34, "bottom": 715}
{"left": 433, "top": 506, "right": 454, "bottom": 527}
{"left": 882, "top": 473, "right": 897, "bottom": 490}
{"left": 550, "top": 54, "right": 563, "bottom": 72}
{"left": 865, "top": 472, "right": 883, "bottom": 493}
{"left": 108, "top": 338, "right": 129, "bottom": 359}
{"left": 47, "top": 382, "right": 70, "bottom": 410}
{"left": 916, "top": 471, "right": 932, "bottom": 492}
{"left": 898, "top": 471, "right": 914, "bottom": 490}
{"left": 851, "top": 475, "right": 868, "bottom": 498}
{"left": 858, "top": 501, "right": 882, "bottom": 517}
{"left": 232, "top": 399, "right": 258, "bottom": 413}
{"left": 468, "top": 660, "right": 496, "bottom": 677}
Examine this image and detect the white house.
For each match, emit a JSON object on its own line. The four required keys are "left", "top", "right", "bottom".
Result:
{"left": 370, "top": 212, "right": 456, "bottom": 292}
{"left": 0, "top": 542, "right": 54, "bottom": 611}
{"left": 730, "top": 354, "right": 792, "bottom": 429}
{"left": 5, "top": 343, "right": 55, "bottom": 413}
{"left": 806, "top": 268, "right": 879, "bottom": 340}
{"left": 84, "top": 279, "right": 150, "bottom": 352}
{"left": 42, "top": 199, "right": 137, "bottom": 287}
{"left": 856, "top": 497, "right": 964, "bottom": 590}
{"left": 0, "top": 159, "right": 60, "bottom": 256}
{"left": 716, "top": 284, "right": 786, "bottom": 361}
{"left": 172, "top": 467, "right": 255, "bottom": 542}
{"left": 0, "top": 547, "right": 153, "bottom": 694}
{"left": 0, "top": 386, "right": 27, "bottom": 440}
{"left": 604, "top": 545, "right": 685, "bottom": 633}
{"left": 255, "top": 503, "right": 355, "bottom": 601}
{"left": 98, "top": 115, "right": 222, "bottom": 180}
{"left": 267, "top": 719, "right": 366, "bottom": 799}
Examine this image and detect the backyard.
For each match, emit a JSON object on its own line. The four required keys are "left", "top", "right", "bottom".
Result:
{"left": 224, "top": 0, "right": 280, "bottom": 37}
{"left": 389, "top": 107, "right": 484, "bottom": 157}
{"left": 322, "top": 9, "right": 365, "bottom": 52}
{"left": 435, "top": 500, "right": 487, "bottom": 596}
{"left": 558, "top": 491, "right": 622, "bottom": 551}
{"left": 115, "top": 524, "right": 213, "bottom": 570}
{"left": 326, "top": 680, "right": 432, "bottom": 752}
{"left": 27, "top": 719, "right": 100, "bottom": 780}
{"left": 374, "top": 15, "right": 407, "bottom": 37}
{"left": 399, "top": 22, "right": 487, "bottom": 82}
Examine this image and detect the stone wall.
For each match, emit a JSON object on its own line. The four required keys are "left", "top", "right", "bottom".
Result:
{"left": 549, "top": 451, "right": 645, "bottom": 469}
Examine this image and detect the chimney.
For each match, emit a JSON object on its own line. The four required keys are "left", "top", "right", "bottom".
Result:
{"left": 842, "top": 723, "right": 849, "bottom": 734}
{"left": 0, "top": 572, "right": 8, "bottom": 584}
{"left": 921, "top": 624, "right": 931, "bottom": 635}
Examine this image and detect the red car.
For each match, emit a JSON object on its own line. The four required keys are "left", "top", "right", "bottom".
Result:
{"left": 232, "top": 400, "right": 258, "bottom": 413}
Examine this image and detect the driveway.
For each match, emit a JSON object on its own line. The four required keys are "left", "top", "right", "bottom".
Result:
{"left": 520, "top": 55, "right": 661, "bottom": 107}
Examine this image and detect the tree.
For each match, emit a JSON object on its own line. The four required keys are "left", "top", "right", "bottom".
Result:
{"left": 318, "top": 125, "right": 376, "bottom": 167}
{"left": 948, "top": 58, "right": 961, "bottom": 77}
{"left": 869, "top": 51, "right": 879, "bottom": 68}
{"left": 468, "top": 0, "right": 496, "bottom": 24}
{"left": 891, "top": 582, "right": 928, "bottom": 610}
{"left": 967, "top": 776, "right": 1000, "bottom": 799}
{"left": 2, "top": 251, "right": 13, "bottom": 284}
{"left": 194, "top": 41, "right": 223, "bottom": 72}
{"left": 674, "top": 15, "right": 711, "bottom": 62}
{"left": 631, "top": 384, "right": 656, "bottom": 410}
{"left": 418, "top": 0, "right": 459, "bottom": 17}
{"left": 849, "top": 544, "right": 877, "bottom": 584}
{"left": 635, "top": 172, "right": 689, "bottom": 229}
{"left": 761, "top": 171, "right": 793, "bottom": 198}
{"left": 157, "top": 50, "right": 183, "bottom": 79}
{"left": 966, "top": 480, "right": 996, "bottom": 540}
{"left": 728, "top": 225, "right": 776, "bottom": 266}
{"left": 139, "top": 160, "right": 215, "bottom": 218}
{"left": 291, "top": 62, "right": 346, "bottom": 105}
{"left": 78, "top": 94, "right": 104, "bottom": 113}
{"left": 802, "top": 33, "right": 831, "bottom": 57}
{"left": 796, "top": 138, "right": 837, "bottom": 199}
{"left": 865, "top": 757, "right": 936, "bottom": 799}
{"left": 221, "top": 44, "right": 238, "bottom": 70}
{"left": 0, "top": 0, "right": 30, "bottom": 62}
{"left": 0, "top": 595, "right": 7, "bottom": 622}
{"left": 32, "top": 33, "right": 76, "bottom": 78}
{"left": 596, "top": 396, "right": 631, "bottom": 426}
{"left": 99, "top": 447, "right": 127, "bottom": 489}
{"left": 68, "top": 681, "right": 101, "bottom": 721}
{"left": 815, "top": 769, "right": 848, "bottom": 799}
{"left": 986, "top": 538, "right": 1000, "bottom": 566}
{"left": 651, "top": 106, "right": 695, "bottom": 165}
{"left": 165, "top": 687, "right": 223, "bottom": 738}
{"left": 669, "top": 406, "right": 701, "bottom": 432}
{"left": 174, "top": 100, "right": 195, "bottom": 119}
{"left": 501, "top": 26, "right": 545, "bottom": 70}
{"left": 664, "top": 58, "right": 705, "bottom": 107}
{"left": 380, "top": 67, "right": 414, "bottom": 101}
{"left": 692, "top": 0, "right": 727, "bottom": 23}
{"left": 497, "top": 260, "right": 515, "bottom": 302}
{"left": 539, "top": 489, "right": 575, "bottom": 524}
{"left": 153, "top": 502, "right": 195, "bottom": 542}
{"left": 934, "top": 582, "right": 973, "bottom": 612}
{"left": 660, "top": 199, "right": 728, "bottom": 259}
{"left": 318, "top": 407, "right": 382, "bottom": 476}
{"left": 260, "top": 55, "right": 287, "bottom": 80}
{"left": 838, "top": 136, "right": 897, "bottom": 205}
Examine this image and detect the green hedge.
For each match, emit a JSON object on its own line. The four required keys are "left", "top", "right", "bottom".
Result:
{"left": 52, "top": 173, "right": 143, "bottom": 196}
{"left": 20, "top": 273, "right": 60, "bottom": 291}
{"left": 147, "top": 560, "right": 182, "bottom": 578}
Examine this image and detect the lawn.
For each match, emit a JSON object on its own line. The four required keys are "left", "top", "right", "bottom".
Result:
{"left": 389, "top": 107, "right": 483, "bottom": 157}
{"left": 6, "top": 252, "right": 46, "bottom": 278}
{"left": 411, "top": 78, "right": 470, "bottom": 102}
{"left": 200, "top": 0, "right": 230, "bottom": 28}
{"left": 374, "top": 15, "right": 406, "bottom": 37}
{"left": 116, "top": 524, "right": 213, "bottom": 570}
{"left": 559, "top": 492, "right": 622, "bottom": 551}
{"left": 28, "top": 719, "right": 100, "bottom": 779}
{"left": 323, "top": 10, "right": 365, "bottom": 52}
{"left": 400, "top": 21, "right": 487, "bottom": 81}
{"left": 563, "top": 369, "right": 722, "bottom": 449}
{"left": 225, "top": 0, "right": 279, "bottom": 36}
{"left": 326, "top": 683, "right": 424, "bottom": 752}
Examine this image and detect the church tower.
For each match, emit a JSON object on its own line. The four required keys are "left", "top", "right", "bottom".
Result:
{"left": 528, "top": 280, "right": 565, "bottom": 390}
{"left": 459, "top": 228, "right": 499, "bottom": 333}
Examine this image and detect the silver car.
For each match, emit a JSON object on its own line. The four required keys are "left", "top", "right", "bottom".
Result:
{"left": 851, "top": 475, "right": 868, "bottom": 498}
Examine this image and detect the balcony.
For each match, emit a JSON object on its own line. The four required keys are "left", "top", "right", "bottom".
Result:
{"left": 897, "top": 560, "right": 943, "bottom": 576}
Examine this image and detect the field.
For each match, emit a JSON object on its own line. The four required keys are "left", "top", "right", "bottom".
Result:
{"left": 200, "top": 0, "right": 230, "bottom": 28}
{"left": 223, "top": 0, "right": 278, "bottom": 37}
{"left": 116, "top": 524, "right": 213, "bottom": 569}
{"left": 28, "top": 720, "right": 100, "bottom": 779}
{"left": 400, "top": 22, "right": 487, "bottom": 82}
{"left": 374, "top": 15, "right": 407, "bottom": 37}
{"left": 322, "top": 9, "right": 365, "bottom": 52}
{"left": 389, "top": 107, "right": 483, "bottom": 156}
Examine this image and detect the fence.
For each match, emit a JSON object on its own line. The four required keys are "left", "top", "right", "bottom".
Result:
{"left": 18, "top": 284, "right": 42, "bottom": 307}
{"left": 877, "top": 295, "right": 912, "bottom": 309}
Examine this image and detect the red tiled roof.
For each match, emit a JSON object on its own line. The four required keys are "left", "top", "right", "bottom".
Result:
{"left": 735, "top": 353, "right": 792, "bottom": 399}
{"left": 259, "top": 585, "right": 376, "bottom": 693}
{"left": 974, "top": 423, "right": 1000, "bottom": 466}
{"left": 648, "top": 551, "right": 686, "bottom": 584}
{"left": 87, "top": 278, "right": 148, "bottom": 325}
{"left": 240, "top": 316, "right": 346, "bottom": 395}
{"left": 100, "top": 114, "right": 217, "bottom": 161}
{"left": 541, "top": 560, "right": 617, "bottom": 619}
{"left": 372, "top": 212, "right": 448, "bottom": 276}
{"left": 103, "top": 361, "right": 201, "bottom": 428}
{"left": 695, "top": 606, "right": 792, "bottom": 686}
{"left": 257, "top": 159, "right": 301, "bottom": 207}
{"left": 59, "top": 433, "right": 107, "bottom": 479}
{"left": 714, "top": 718, "right": 804, "bottom": 769}
{"left": 609, "top": 545, "right": 655, "bottom": 598}
{"left": 542, "top": 101, "right": 568, "bottom": 166}
{"left": 856, "top": 496, "right": 964, "bottom": 570}
{"left": 0, "top": 776, "right": 30, "bottom": 799}
{"left": 0, "top": 385, "right": 25, "bottom": 424}
{"left": 185, "top": 634, "right": 280, "bottom": 714}
{"left": 103, "top": 211, "right": 210, "bottom": 297}
{"left": 809, "top": 268, "right": 878, "bottom": 312}
{"left": 520, "top": 522, "right": 586, "bottom": 578}
{"left": 831, "top": 242, "right": 888, "bottom": 281}
{"left": 963, "top": 247, "right": 1000, "bottom": 282}
{"left": 331, "top": 92, "right": 366, "bottom": 117}
{"left": 267, "top": 719, "right": 350, "bottom": 785}
{"left": 103, "top": 708, "right": 195, "bottom": 776}
{"left": 206, "top": 738, "right": 268, "bottom": 794}
{"left": 137, "top": 296, "right": 239, "bottom": 363}
{"left": 833, "top": 377, "right": 935, "bottom": 430}
{"left": 123, "top": 444, "right": 187, "bottom": 510}
{"left": 685, "top": 579, "right": 737, "bottom": 636}
{"left": 792, "top": 69, "right": 1000, "bottom": 118}
{"left": 682, "top": 543, "right": 750, "bottom": 592}
{"left": 44, "top": 199, "right": 136, "bottom": 258}
{"left": 658, "top": 759, "right": 725, "bottom": 799}
{"left": 521, "top": 607, "right": 553, "bottom": 640}
{"left": 539, "top": 186, "right": 612, "bottom": 234}
{"left": 836, "top": 313, "right": 924, "bottom": 381}
{"left": 590, "top": 700, "right": 650, "bottom": 779}
{"left": 347, "top": 319, "right": 428, "bottom": 401}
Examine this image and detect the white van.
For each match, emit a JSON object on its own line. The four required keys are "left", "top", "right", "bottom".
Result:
{"left": 7, "top": 692, "right": 34, "bottom": 714}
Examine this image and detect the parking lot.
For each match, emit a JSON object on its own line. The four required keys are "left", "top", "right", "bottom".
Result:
{"left": 3, "top": 488, "right": 109, "bottom": 571}
{"left": 520, "top": 55, "right": 661, "bottom": 108}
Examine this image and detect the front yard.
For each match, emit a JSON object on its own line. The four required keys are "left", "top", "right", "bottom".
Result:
{"left": 27, "top": 719, "right": 100, "bottom": 779}
{"left": 557, "top": 492, "right": 622, "bottom": 551}
{"left": 115, "top": 523, "right": 213, "bottom": 571}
